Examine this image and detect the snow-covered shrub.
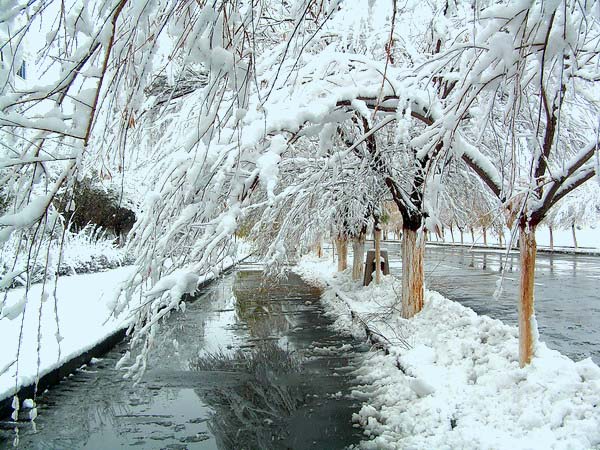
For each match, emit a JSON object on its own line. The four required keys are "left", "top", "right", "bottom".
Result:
{"left": 0, "top": 225, "right": 131, "bottom": 290}
{"left": 57, "top": 178, "right": 136, "bottom": 245}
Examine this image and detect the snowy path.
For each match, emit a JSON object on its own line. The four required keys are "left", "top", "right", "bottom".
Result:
{"left": 296, "top": 256, "right": 600, "bottom": 450}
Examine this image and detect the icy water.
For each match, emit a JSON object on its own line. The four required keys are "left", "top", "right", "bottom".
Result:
{"left": 0, "top": 266, "right": 366, "bottom": 449}
{"left": 384, "top": 242, "right": 600, "bottom": 364}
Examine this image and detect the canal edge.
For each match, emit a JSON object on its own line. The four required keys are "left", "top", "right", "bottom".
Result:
{"left": 0, "top": 255, "right": 250, "bottom": 420}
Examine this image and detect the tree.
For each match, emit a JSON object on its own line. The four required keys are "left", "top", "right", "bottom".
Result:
{"left": 2, "top": 0, "right": 598, "bottom": 376}
{"left": 429, "top": 0, "right": 600, "bottom": 366}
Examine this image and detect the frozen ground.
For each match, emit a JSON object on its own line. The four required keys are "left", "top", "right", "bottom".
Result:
{"left": 295, "top": 256, "right": 600, "bottom": 450}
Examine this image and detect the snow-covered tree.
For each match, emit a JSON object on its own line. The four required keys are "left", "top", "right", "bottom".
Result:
{"left": 429, "top": 0, "right": 600, "bottom": 365}
{"left": 3, "top": 0, "right": 599, "bottom": 376}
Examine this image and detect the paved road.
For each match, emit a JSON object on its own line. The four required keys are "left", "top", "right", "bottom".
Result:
{"left": 382, "top": 242, "right": 600, "bottom": 364}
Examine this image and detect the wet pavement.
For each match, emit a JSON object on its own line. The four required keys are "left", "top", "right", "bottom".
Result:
{"left": 0, "top": 265, "right": 366, "bottom": 449}
{"left": 382, "top": 242, "right": 600, "bottom": 364}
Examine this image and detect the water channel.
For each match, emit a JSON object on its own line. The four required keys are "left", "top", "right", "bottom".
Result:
{"left": 0, "top": 265, "right": 367, "bottom": 449}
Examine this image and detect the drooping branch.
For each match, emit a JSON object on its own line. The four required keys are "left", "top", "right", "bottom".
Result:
{"left": 532, "top": 140, "right": 599, "bottom": 223}
{"left": 336, "top": 94, "right": 504, "bottom": 202}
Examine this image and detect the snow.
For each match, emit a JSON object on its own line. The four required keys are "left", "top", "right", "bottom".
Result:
{"left": 0, "top": 194, "right": 52, "bottom": 229}
{"left": 0, "top": 252, "right": 246, "bottom": 407}
{"left": 144, "top": 270, "right": 200, "bottom": 300}
{"left": 295, "top": 255, "right": 600, "bottom": 450}
{"left": 0, "top": 267, "right": 135, "bottom": 404}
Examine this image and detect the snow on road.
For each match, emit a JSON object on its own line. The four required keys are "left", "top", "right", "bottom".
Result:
{"left": 296, "top": 256, "right": 600, "bottom": 450}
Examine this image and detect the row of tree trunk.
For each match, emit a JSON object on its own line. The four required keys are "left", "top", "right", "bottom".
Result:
{"left": 333, "top": 227, "right": 385, "bottom": 284}
{"left": 325, "top": 222, "right": 540, "bottom": 368}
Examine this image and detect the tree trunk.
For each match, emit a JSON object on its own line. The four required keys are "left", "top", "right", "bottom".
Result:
{"left": 352, "top": 234, "right": 366, "bottom": 281}
{"left": 332, "top": 239, "right": 335, "bottom": 263}
{"left": 459, "top": 228, "right": 464, "bottom": 245}
{"left": 401, "top": 226, "right": 424, "bottom": 318}
{"left": 315, "top": 238, "right": 323, "bottom": 258}
{"left": 571, "top": 223, "right": 578, "bottom": 249}
{"left": 498, "top": 232, "right": 503, "bottom": 248}
{"left": 449, "top": 224, "right": 455, "bottom": 243}
{"left": 483, "top": 228, "right": 488, "bottom": 246}
{"left": 549, "top": 225, "right": 554, "bottom": 251}
{"left": 519, "top": 225, "right": 537, "bottom": 367}
{"left": 374, "top": 228, "right": 382, "bottom": 284}
{"left": 470, "top": 227, "right": 475, "bottom": 243}
{"left": 335, "top": 238, "right": 348, "bottom": 271}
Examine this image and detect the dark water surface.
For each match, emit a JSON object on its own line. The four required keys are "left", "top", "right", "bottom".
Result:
{"left": 383, "top": 242, "right": 600, "bottom": 364}
{"left": 1, "top": 267, "right": 366, "bottom": 449}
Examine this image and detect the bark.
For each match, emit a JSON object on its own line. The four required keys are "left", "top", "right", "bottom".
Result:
{"left": 401, "top": 226, "right": 425, "bottom": 318}
{"left": 374, "top": 228, "right": 382, "bottom": 284}
{"left": 483, "top": 228, "right": 488, "bottom": 246}
{"left": 459, "top": 229, "right": 464, "bottom": 245}
{"left": 571, "top": 223, "right": 578, "bottom": 248}
{"left": 332, "top": 239, "right": 335, "bottom": 263}
{"left": 351, "top": 234, "right": 366, "bottom": 281}
{"left": 335, "top": 238, "right": 348, "bottom": 271}
{"left": 470, "top": 227, "right": 475, "bottom": 243}
{"left": 314, "top": 238, "right": 323, "bottom": 258}
{"left": 519, "top": 225, "right": 537, "bottom": 367}
{"left": 549, "top": 225, "right": 554, "bottom": 251}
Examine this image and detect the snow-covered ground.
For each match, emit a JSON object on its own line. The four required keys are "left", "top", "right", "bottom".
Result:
{"left": 295, "top": 256, "right": 600, "bottom": 450}
{"left": 425, "top": 225, "right": 600, "bottom": 251}
{"left": 0, "top": 253, "right": 246, "bottom": 413}
{"left": 0, "top": 227, "right": 131, "bottom": 290}
{"left": 0, "top": 267, "right": 135, "bottom": 406}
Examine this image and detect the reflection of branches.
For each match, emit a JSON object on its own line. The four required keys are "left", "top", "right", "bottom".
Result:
{"left": 190, "top": 343, "right": 303, "bottom": 450}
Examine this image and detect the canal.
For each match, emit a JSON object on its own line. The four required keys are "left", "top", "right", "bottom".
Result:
{"left": 1, "top": 265, "right": 366, "bottom": 449}
{"left": 2, "top": 245, "right": 598, "bottom": 449}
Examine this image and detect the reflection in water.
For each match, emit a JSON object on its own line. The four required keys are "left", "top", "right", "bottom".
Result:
{"left": 4, "top": 269, "right": 364, "bottom": 449}
{"left": 191, "top": 344, "right": 303, "bottom": 449}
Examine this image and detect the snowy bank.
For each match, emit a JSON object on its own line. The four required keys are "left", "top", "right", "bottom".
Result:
{"left": 295, "top": 256, "right": 600, "bottom": 450}
{"left": 0, "top": 267, "right": 135, "bottom": 418}
{"left": 0, "top": 253, "right": 247, "bottom": 418}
